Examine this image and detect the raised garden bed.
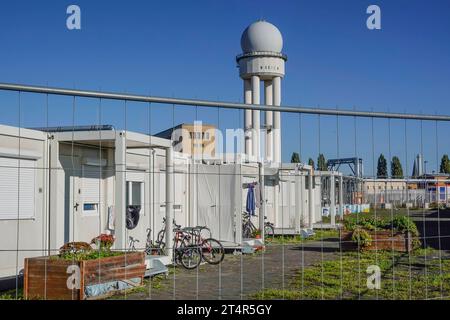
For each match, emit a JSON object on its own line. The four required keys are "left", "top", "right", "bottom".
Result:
{"left": 24, "top": 251, "right": 146, "bottom": 300}
{"left": 340, "top": 229, "right": 413, "bottom": 252}
{"left": 339, "top": 215, "right": 419, "bottom": 253}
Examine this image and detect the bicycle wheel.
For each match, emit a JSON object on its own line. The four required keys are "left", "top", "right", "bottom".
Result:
{"left": 178, "top": 243, "right": 201, "bottom": 269}
{"left": 144, "top": 242, "right": 153, "bottom": 255}
{"left": 145, "top": 243, "right": 166, "bottom": 256}
{"left": 201, "top": 238, "right": 225, "bottom": 264}
{"left": 173, "top": 237, "right": 188, "bottom": 257}
{"left": 264, "top": 224, "right": 275, "bottom": 241}
{"left": 157, "top": 229, "right": 165, "bottom": 247}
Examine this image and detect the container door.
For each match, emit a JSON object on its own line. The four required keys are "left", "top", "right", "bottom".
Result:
{"left": 62, "top": 154, "right": 102, "bottom": 244}
{"left": 76, "top": 165, "right": 102, "bottom": 243}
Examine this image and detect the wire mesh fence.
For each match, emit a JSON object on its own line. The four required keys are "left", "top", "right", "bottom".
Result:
{"left": 1, "top": 83, "right": 450, "bottom": 300}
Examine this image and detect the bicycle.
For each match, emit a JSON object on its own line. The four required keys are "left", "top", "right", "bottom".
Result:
{"left": 144, "top": 228, "right": 166, "bottom": 256}
{"left": 242, "top": 211, "right": 275, "bottom": 240}
{"left": 187, "top": 226, "right": 225, "bottom": 265}
{"left": 128, "top": 236, "right": 139, "bottom": 252}
{"left": 156, "top": 218, "right": 202, "bottom": 269}
{"left": 155, "top": 217, "right": 171, "bottom": 250}
{"left": 172, "top": 224, "right": 202, "bottom": 269}
{"left": 156, "top": 217, "right": 192, "bottom": 252}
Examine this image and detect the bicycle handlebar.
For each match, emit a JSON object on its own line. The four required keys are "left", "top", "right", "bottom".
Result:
{"left": 129, "top": 236, "right": 139, "bottom": 243}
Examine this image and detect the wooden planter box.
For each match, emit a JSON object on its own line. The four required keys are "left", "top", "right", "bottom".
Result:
{"left": 24, "top": 252, "right": 146, "bottom": 300}
{"left": 340, "top": 229, "right": 413, "bottom": 253}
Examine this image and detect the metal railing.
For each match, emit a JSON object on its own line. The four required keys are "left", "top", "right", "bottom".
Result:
{"left": 1, "top": 82, "right": 450, "bottom": 121}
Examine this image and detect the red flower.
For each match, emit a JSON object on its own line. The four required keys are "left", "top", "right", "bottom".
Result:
{"left": 91, "top": 234, "right": 115, "bottom": 248}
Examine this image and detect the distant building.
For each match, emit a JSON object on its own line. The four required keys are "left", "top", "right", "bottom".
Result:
{"left": 412, "top": 154, "right": 424, "bottom": 178}
{"left": 363, "top": 178, "right": 419, "bottom": 205}
{"left": 363, "top": 178, "right": 408, "bottom": 192}
{"left": 418, "top": 173, "right": 450, "bottom": 203}
{"left": 155, "top": 122, "right": 216, "bottom": 158}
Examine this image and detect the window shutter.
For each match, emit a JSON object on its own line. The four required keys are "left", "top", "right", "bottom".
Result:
{"left": 0, "top": 157, "right": 36, "bottom": 219}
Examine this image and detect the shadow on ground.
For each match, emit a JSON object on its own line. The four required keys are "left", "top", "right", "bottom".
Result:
{"left": 410, "top": 209, "right": 450, "bottom": 251}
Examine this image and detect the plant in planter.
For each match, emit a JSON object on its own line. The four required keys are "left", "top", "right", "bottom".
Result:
{"left": 351, "top": 227, "right": 372, "bottom": 249}
{"left": 25, "top": 233, "right": 145, "bottom": 300}
{"left": 342, "top": 214, "right": 419, "bottom": 252}
{"left": 59, "top": 242, "right": 92, "bottom": 255}
{"left": 252, "top": 229, "right": 262, "bottom": 239}
{"left": 57, "top": 234, "right": 119, "bottom": 261}
{"left": 391, "top": 216, "right": 421, "bottom": 248}
{"left": 344, "top": 216, "right": 389, "bottom": 232}
{"left": 91, "top": 234, "right": 115, "bottom": 251}
{"left": 343, "top": 218, "right": 357, "bottom": 231}
{"left": 391, "top": 216, "right": 417, "bottom": 233}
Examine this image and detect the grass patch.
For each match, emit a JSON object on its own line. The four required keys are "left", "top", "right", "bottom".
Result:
{"left": 268, "top": 230, "right": 339, "bottom": 245}
{"left": 358, "top": 208, "right": 422, "bottom": 218}
{"left": 322, "top": 208, "right": 428, "bottom": 225}
{"left": 107, "top": 273, "right": 169, "bottom": 299}
{"left": 251, "top": 248, "right": 450, "bottom": 300}
{"left": 252, "top": 289, "right": 303, "bottom": 300}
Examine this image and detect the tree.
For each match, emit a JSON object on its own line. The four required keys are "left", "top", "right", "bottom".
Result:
{"left": 291, "top": 152, "right": 300, "bottom": 163}
{"left": 377, "top": 154, "right": 388, "bottom": 178}
{"left": 308, "top": 158, "right": 315, "bottom": 169}
{"left": 317, "top": 154, "right": 328, "bottom": 171}
{"left": 440, "top": 154, "right": 450, "bottom": 174}
{"left": 391, "top": 156, "right": 404, "bottom": 178}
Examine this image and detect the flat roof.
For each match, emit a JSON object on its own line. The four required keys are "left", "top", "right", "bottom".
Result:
{"left": 0, "top": 124, "right": 47, "bottom": 141}
{"left": 52, "top": 129, "right": 171, "bottom": 148}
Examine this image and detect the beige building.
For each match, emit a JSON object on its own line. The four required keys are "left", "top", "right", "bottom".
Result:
{"left": 362, "top": 178, "right": 413, "bottom": 205}
{"left": 363, "top": 179, "right": 408, "bottom": 192}
{"left": 156, "top": 123, "right": 216, "bottom": 158}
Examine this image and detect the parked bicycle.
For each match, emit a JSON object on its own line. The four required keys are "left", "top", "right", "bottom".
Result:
{"left": 128, "top": 236, "right": 140, "bottom": 252}
{"left": 242, "top": 211, "right": 275, "bottom": 240}
{"left": 156, "top": 218, "right": 224, "bottom": 266}
{"left": 156, "top": 217, "right": 196, "bottom": 252}
{"left": 186, "top": 226, "right": 225, "bottom": 265}
{"left": 155, "top": 217, "right": 171, "bottom": 250}
{"left": 144, "top": 228, "right": 166, "bottom": 256}
{"left": 172, "top": 223, "right": 202, "bottom": 269}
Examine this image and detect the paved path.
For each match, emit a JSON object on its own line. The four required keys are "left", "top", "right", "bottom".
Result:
{"left": 118, "top": 210, "right": 450, "bottom": 300}
{"left": 410, "top": 209, "right": 450, "bottom": 251}
{"left": 123, "top": 241, "right": 339, "bottom": 300}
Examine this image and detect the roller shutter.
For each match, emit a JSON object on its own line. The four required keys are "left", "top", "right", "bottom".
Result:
{"left": 0, "top": 157, "right": 36, "bottom": 219}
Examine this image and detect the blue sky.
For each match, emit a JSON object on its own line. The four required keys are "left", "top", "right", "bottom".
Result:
{"left": 0, "top": 0, "right": 449, "bottom": 176}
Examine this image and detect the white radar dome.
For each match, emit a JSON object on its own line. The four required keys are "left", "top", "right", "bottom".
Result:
{"left": 240, "top": 20, "right": 283, "bottom": 53}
